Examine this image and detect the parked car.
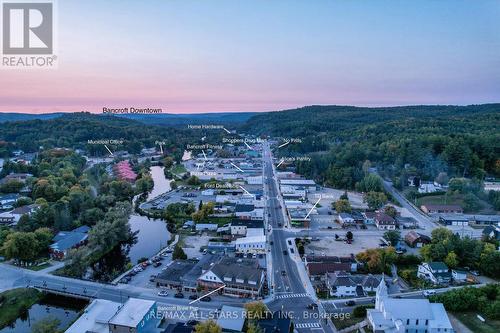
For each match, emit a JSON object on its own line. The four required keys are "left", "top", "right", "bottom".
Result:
{"left": 157, "top": 290, "right": 169, "bottom": 297}
{"left": 189, "top": 294, "right": 198, "bottom": 300}
{"left": 174, "top": 293, "right": 185, "bottom": 298}
{"left": 307, "top": 303, "right": 318, "bottom": 310}
{"left": 470, "top": 270, "right": 480, "bottom": 276}
{"left": 345, "top": 300, "right": 356, "bottom": 306}
{"left": 153, "top": 262, "right": 162, "bottom": 267}
{"left": 200, "top": 296, "right": 211, "bottom": 302}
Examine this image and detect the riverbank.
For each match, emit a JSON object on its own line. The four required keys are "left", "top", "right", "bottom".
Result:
{"left": 0, "top": 288, "right": 42, "bottom": 329}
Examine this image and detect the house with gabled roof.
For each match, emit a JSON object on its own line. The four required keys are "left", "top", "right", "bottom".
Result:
{"left": 417, "top": 262, "right": 451, "bottom": 285}
{"left": 326, "top": 271, "right": 381, "bottom": 297}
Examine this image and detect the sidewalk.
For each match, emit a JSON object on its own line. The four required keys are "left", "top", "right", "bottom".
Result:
{"left": 286, "top": 237, "right": 316, "bottom": 299}
{"left": 37, "top": 260, "right": 65, "bottom": 274}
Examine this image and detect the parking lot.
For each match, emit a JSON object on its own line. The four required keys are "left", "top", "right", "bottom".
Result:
{"left": 118, "top": 251, "right": 173, "bottom": 287}
{"left": 182, "top": 234, "right": 211, "bottom": 258}
{"left": 305, "top": 233, "right": 383, "bottom": 257}
{"left": 141, "top": 187, "right": 217, "bottom": 211}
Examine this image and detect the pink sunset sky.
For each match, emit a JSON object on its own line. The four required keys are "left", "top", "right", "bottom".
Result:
{"left": 1, "top": 0, "right": 499, "bottom": 114}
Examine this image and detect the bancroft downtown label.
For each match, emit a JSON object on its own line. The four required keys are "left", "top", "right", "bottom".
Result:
{"left": 102, "top": 107, "right": 163, "bottom": 114}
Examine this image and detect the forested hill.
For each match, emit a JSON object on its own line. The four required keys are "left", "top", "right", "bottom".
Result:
{"left": 116, "top": 112, "right": 256, "bottom": 126}
{"left": 242, "top": 104, "right": 500, "bottom": 138}
{"left": 243, "top": 104, "right": 500, "bottom": 189}
{"left": 0, "top": 112, "right": 191, "bottom": 158}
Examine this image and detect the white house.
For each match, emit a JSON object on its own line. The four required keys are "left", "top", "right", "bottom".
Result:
{"left": 326, "top": 271, "right": 381, "bottom": 297}
{"left": 338, "top": 213, "right": 355, "bottom": 226}
{"left": 0, "top": 204, "right": 39, "bottom": 226}
{"left": 367, "top": 279, "right": 454, "bottom": 332}
{"left": 417, "top": 262, "right": 451, "bottom": 285}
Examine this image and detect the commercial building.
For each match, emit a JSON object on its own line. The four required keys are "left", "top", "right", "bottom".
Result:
{"left": 197, "top": 258, "right": 265, "bottom": 298}
{"left": 65, "top": 298, "right": 158, "bottom": 333}
{"left": 374, "top": 212, "right": 396, "bottom": 230}
{"left": 437, "top": 213, "right": 500, "bottom": 226}
{"left": 421, "top": 204, "right": 463, "bottom": 214}
{"left": 230, "top": 218, "right": 264, "bottom": 236}
{"left": 338, "top": 213, "right": 355, "bottom": 226}
{"left": 109, "top": 298, "right": 157, "bottom": 333}
{"left": 305, "top": 255, "right": 358, "bottom": 277}
{"left": 234, "top": 235, "right": 266, "bottom": 254}
{"left": 113, "top": 160, "right": 137, "bottom": 182}
{"left": 65, "top": 299, "right": 122, "bottom": 333}
{"left": 279, "top": 179, "right": 316, "bottom": 191}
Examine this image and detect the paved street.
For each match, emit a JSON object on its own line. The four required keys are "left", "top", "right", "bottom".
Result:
{"left": 263, "top": 143, "right": 335, "bottom": 333}
{"left": 0, "top": 262, "right": 243, "bottom": 317}
{"left": 378, "top": 175, "right": 437, "bottom": 233}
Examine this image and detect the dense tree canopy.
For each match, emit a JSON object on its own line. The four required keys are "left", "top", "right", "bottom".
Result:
{"left": 243, "top": 104, "right": 500, "bottom": 189}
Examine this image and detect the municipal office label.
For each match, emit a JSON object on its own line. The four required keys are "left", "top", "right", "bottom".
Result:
{"left": 1, "top": 0, "right": 58, "bottom": 68}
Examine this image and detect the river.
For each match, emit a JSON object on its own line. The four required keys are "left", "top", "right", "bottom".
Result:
{"left": 89, "top": 166, "right": 173, "bottom": 281}
{"left": 127, "top": 166, "right": 172, "bottom": 264}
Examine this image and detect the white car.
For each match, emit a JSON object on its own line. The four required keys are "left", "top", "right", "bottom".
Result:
{"left": 157, "top": 290, "right": 169, "bottom": 297}
{"left": 423, "top": 290, "right": 436, "bottom": 297}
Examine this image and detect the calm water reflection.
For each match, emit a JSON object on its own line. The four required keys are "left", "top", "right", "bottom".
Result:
{"left": 91, "top": 166, "right": 172, "bottom": 281}
{"left": 0, "top": 294, "right": 87, "bottom": 333}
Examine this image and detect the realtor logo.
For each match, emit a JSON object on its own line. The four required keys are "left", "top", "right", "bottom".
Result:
{"left": 2, "top": 2, "right": 53, "bottom": 54}
{"left": 1, "top": 0, "right": 57, "bottom": 68}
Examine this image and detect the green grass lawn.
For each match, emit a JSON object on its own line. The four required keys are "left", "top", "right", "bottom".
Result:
{"left": 453, "top": 312, "right": 500, "bottom": 333}
{"left": 416, "top": 193, "right": 464, "bottom": 208}
{"left": 171, "top": 164, "right": 187, "bottom": 175}
{"left": 0, "top": 288, "right": 42, "bottom": 329}
{"left": 331, "top": 316, "right": 364, "bottom": 330}
{"left": 26, "top": 262, "right": 52, "bottom": 271}
{"left": 205, "top": 216, "right": 232, "bottom": 226}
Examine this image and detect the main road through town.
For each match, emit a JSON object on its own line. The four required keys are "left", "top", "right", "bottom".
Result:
{"left": 263, "top": 142, "right": 335, "bottom": 333}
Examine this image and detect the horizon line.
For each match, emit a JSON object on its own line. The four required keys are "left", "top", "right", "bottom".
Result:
{"left": 1, "top": 102, "right": 499, "bottom": 115}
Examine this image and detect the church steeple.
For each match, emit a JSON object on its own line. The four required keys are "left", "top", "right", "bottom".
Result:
{"left": 375, "top": 274, "right": 388, "bottom": 309}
